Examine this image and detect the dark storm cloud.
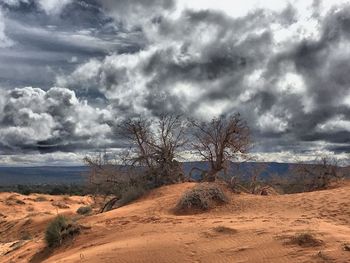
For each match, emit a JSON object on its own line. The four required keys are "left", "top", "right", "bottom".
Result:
{"left": 260, "top": 6, "right": 350, "bottom": 152}
{"left": 0, "top": 0, "right": 350, "bottom": 163}
{"left": 0, "top": 0, "right": 144, "bottom": 88}
{"left": 59, "top": 4, "right": 350, "bottom": 157}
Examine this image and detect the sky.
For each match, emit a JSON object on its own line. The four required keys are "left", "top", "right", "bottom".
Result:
{"left": 0, "top": 0, "right": 350, "bottom": 165}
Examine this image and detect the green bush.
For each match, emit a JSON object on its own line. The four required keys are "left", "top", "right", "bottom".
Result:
{"left": 45, "top": 215, "right": 80, "bottom": 247}
{"left": 175, "top": 183, "right": 228, "bottom": 213}
{"left": 76, "top": 206, "right": 92, "bottom": 215}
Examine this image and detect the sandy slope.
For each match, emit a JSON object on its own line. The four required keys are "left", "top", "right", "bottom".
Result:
{"left": 1, "top": 182, "right": 350, "bottom": 263}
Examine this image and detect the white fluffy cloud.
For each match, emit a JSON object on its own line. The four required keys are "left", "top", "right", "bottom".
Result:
{"left": 98, "top": 0, "right": 175, "bottom": 26}
{"left": 0, "top": 87, "right": 113, "bottom": 151}
{"left": 0, "top": 9, "right": 13, "bottom": 47}
{"left": 2, "top": 0, "right": 30, "bottom": 6}
{"left": 3, "top": 0, "right": 72, "bottom": 14}
{"left": 36, "top": 0, "right": 72, "bottom": 15}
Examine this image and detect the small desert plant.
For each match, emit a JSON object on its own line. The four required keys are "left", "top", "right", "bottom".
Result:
{"left": 35, "top": 196, "right": 47, "bottom": 202}
{"left": 343, "top": 243, "right": 350, "bottom": 251}
{"left": 45, "top": 215, "right": 80, "bottom": 248}
{"left": 119, "top": 185, "right": 146, "bottom": 207}
{"left": 21, "top": 232, "right": 32, "bottom": 240}
{"left": 175, "top": 183, "right": 228, "bottom": 213}
{"left": 76, "top": 206, "right": 92, "bottom": 215}
{"left": 26, "top": 206, "right": 35, "bottom": 212}
{"left": 213, "top": 226, "right": 237, "bottom": 234}
{"left": 51, "top": 201, "right": 70, "bottom": 209}
{"left": 101, "top": 185, "right": 147, "bottom": 212}
{"left": 62, "top": 195, "right": 71, "bottom": 202}
{"left": 5, "top": 195, "right": 25, "bottom": 206}
{"left": 286, "top": 232, "right": 323, "bottom": 247}
{"left": 316, "top": 251, "right": 333, "bottom": 262}
{"left": 15, "top": 199, "right": 25, "bottom": 205}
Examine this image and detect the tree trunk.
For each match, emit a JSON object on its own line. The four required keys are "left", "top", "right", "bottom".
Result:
{"left": 206, "top": 170, "right": 218, "bottom": 182}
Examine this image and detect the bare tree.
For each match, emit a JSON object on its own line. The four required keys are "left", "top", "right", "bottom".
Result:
{"left": 190, "top": 113, "right": 251, "bottom": 182}
{"left": 83, "top": 114, "right": 189, "bottom": 212}
{"left": 293, "top": 156, "right": 343, "bottom": 191}
{"left": 119, "top": 114, "right": 188, "bottom": 186}
{"left": 84, "top": 149, "right": 153, "bottom": 212}
{"left": 83, "top": 151, "right": 137, "bottom": 196}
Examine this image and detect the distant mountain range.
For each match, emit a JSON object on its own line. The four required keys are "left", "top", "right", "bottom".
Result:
{"left": 0, "top": 162, "right": 348, "bottom": 186}
{"left": 0, "top": 166, "right": 89, "bottom": 186}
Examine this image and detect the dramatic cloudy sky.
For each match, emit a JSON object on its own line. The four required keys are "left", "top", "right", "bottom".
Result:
{"left": 0, "top": 0, "right": 350, "bottom": 165}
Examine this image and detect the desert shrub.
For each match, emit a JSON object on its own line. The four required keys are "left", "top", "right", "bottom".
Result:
{"left": 45, "top": 215, "right": 80, "bottom": 247}
{"left": 51, "top": 201, "right": 70, "bottom": 209}
{"left": 62, "top": 195, "right": 71, "bottom": 201}
{"left": 21, "top": 232, "right": 32, "bottom": 240}
{"left": 175, "top": 183, "right": 228, "bottom": 213}
{"left": 119, "top": 185, "right": 146, "bottom": 206}
{"left": 5, "top": 195, "right": 25, "bottom": 206}
{"left": 15, "top": 199, "right": 25, "bottom": 205}
{"left": 35, "top": 196, "right": 47, "bottom": 202}
{"left": 286, "top": 232, "right": 323, "bottom": 247}
{"left": 101, "top": 184, "right": 147, "bottom": 212}
{"left": 26, "top": 206, "right": 35, "bottom": 212}
{"left": 342, "top": 243, "right": 350, "bottom": 251}
{"left": 76, "top": 206, "right": 92, "bottom": 215}
{"left": 213, "top": 226, "right": 237, "bottom": 234}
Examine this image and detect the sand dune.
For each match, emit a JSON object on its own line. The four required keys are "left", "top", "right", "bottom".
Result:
{"left": 1, "top": 182, "right": 350, "bottom": 263}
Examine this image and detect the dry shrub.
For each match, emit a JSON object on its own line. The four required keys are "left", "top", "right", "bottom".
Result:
{"left": 286, "top": 232, "right": 323, "bottom": 247}
{"left": 76, "top": 206, "right": 92, "bottom": 215}
{"left": 5, "top": 195, "right": 25, "bottom": 206}
{"left": 52, "top": 201, "right": 70, "bottom": 209}
{"left": 316, "top": 251, "right": 333, "bottom": 262}
{"left": 118, "top": 185, "right": 146, "bottom": 207}
{"left": 175, "top": 183, "right": 228, "bottom": 213}
{"left": 15, "top": 199, "right": 25, "bottom": 205}
{"left": 213, "top": 226, "right": 237, "bottom": 234}
{"left": 35, "top": 196, "right": 47, "bottom": 202}
{"left": 62, "top": 196, "right": 71, "bottom": 202}
{"left": 4, "top": 240, "right": 27, "bottom": 255}
{"left": 26, "top": 206, "right": 35, "bottom": 212}
{"left": 21, "top": 232, "right": 32, "bottom": 240}
{"left": 343, "top": 243, "right": 350, "bottom": 251}
{"left": 101, "top": 185, "right": 147, "bottom": 212}
{"left": 45, "top": 215, "right": 80, "bottom": 248}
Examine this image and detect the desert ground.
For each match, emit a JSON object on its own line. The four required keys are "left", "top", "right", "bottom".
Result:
{"left": 1, "top": 182, "right": 350, "bottom": 263}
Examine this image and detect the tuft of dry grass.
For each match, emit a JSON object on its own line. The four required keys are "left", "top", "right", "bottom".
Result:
{"left": 21, "top": 232, "right": 33, "bottom": 241}
{"left": 26, "top": 206, "right": 35, "bottom": 212}
{"left": 62, "top": 195, "right": 71, "bottom": 202}
{"left": 5, "top": 195, "right": 25, "bottom": 206}
{"left": 175, "top": 183, "right": 228, "bottom": 214}
{"left": 213, "top": 226, "right": 237, "bottom": 234}
{"left": 52, "top": 201, "right": 70, "bottom": 209}
{"left": 343, "top": 243, "right": 350, "bottom": 251}
{"left": 76, "top": 206, "right": 92, "bottom": 215}
{"left": 45, "top": 215, "right": 80, "bottom": 248}
{"left": 35, "top": 196, "right": 48, "bottom": 202}
{"left": 315, "top": 251, "right": 334, "bottom": 263}
{"left": 286, "top": 232, "right": 323, "bottom": 247}
{"left": 4, "top": 240, "right": 28, "bottom": 255}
